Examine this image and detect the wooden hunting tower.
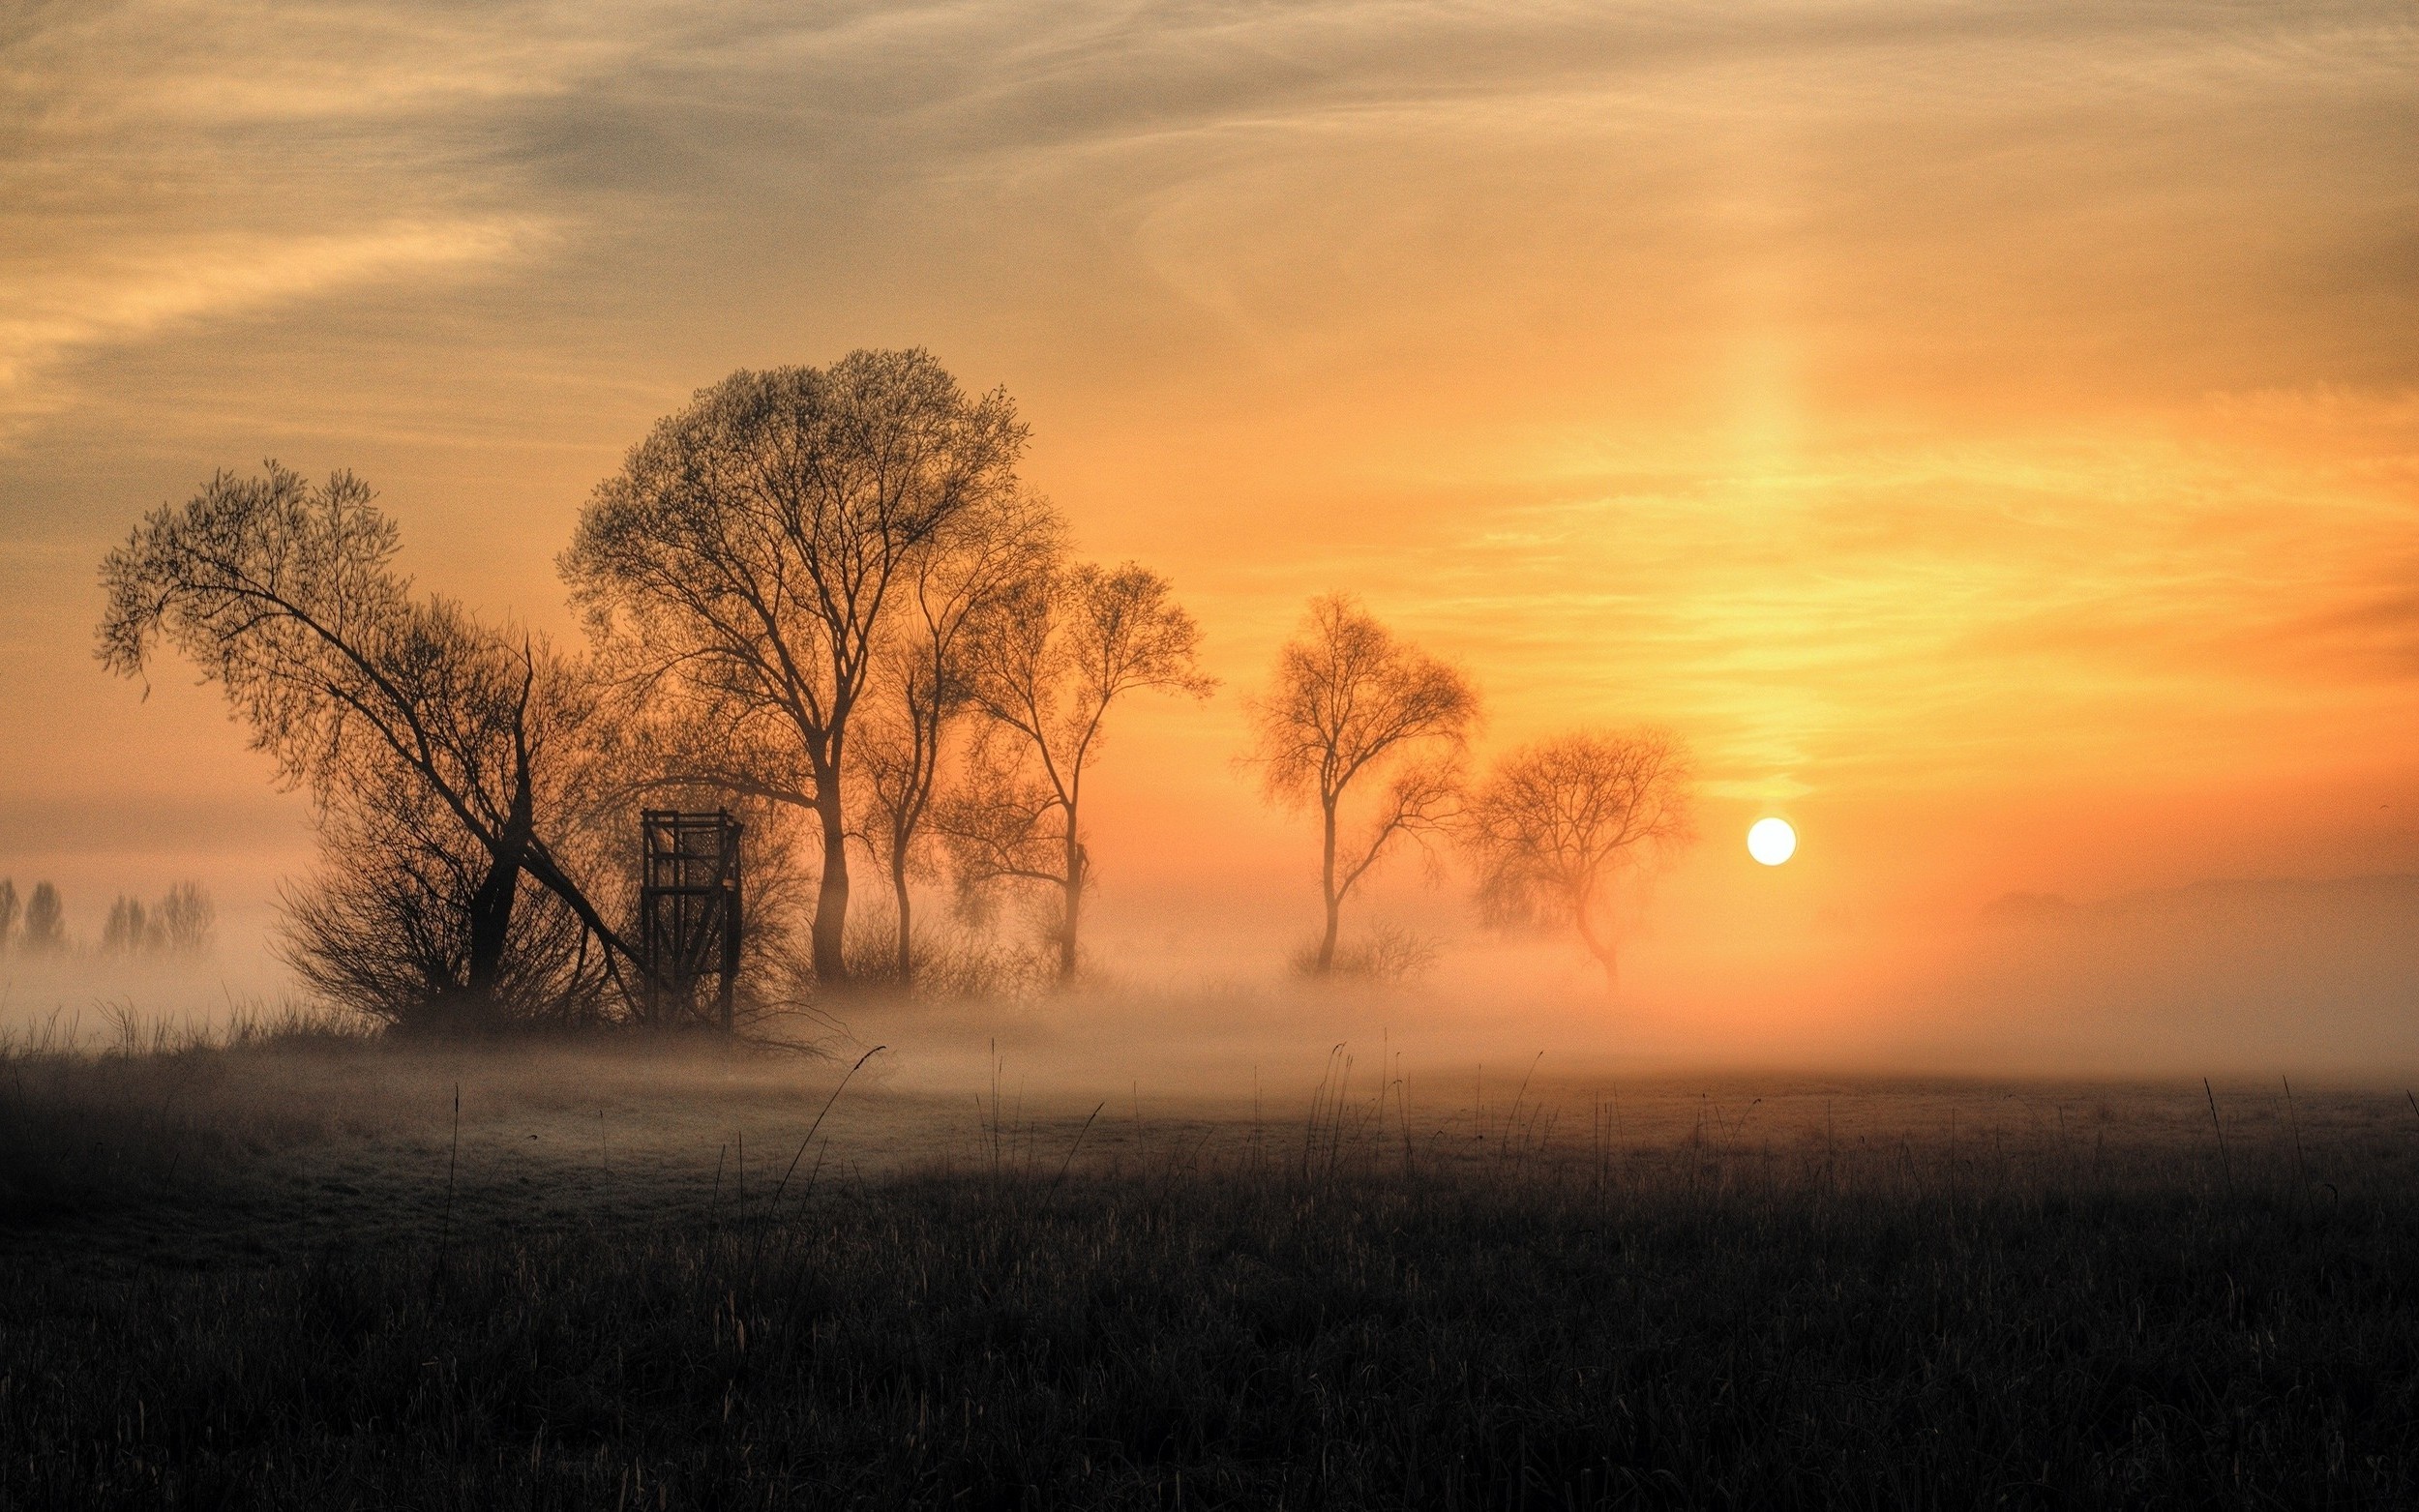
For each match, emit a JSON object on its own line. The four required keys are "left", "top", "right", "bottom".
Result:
{"left": 638, "top": 810, "right": 744, "bottom": 1029}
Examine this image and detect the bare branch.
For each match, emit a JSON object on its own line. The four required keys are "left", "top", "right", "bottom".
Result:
{"left": 1460, "top": 726, "right": 1695, "bottom": 983}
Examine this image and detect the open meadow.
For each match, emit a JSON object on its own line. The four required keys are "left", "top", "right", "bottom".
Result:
{"left": 5, "top": 1017, "right": 2417, "bottom": 1509}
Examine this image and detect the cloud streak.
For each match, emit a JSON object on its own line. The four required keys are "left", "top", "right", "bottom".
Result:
{"left": 0, "top": 221, "right": 547, "bottom": 415}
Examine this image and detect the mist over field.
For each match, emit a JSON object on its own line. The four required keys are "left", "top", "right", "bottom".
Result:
{"left": 9, "top": 865, "right": 2415, "bottom": 1093}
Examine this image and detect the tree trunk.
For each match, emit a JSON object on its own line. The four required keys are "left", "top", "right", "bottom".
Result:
{"left": 1058, "top": 805, "right": 1084, "bottom": 984}
{"left": 1573, "top": 891, "right": 1618, "bottom": 985}
{"left": 464, "top": 775, "right": 534, "bottom": 1014}
{"left": 811, "top": 766, "right": 851, "bottom": 989}
{"left": 463, "top": 846, "right": 521, "bottom": 1005}
{"left": 1315, "top": 795, "right": 1340, "bottom": 973}
{"left": 891, "top": 839, "right": 914, "bottom": 988}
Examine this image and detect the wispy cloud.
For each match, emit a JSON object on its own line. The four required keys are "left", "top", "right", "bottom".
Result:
{"left": 0, "top": 221, "right": 546, "bottom": 415}
{"left": 0, "top": 1, "right": 640, "bottom": 415}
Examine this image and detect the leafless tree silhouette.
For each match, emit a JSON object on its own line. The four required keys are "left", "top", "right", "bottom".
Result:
{"left": 1244, "top": 594, "right": 1477, "bottom": 974}
{"left": 0, "top": 879, "right": 19, "bottom": 956}
{"left": 1462, "top": 727, "right": 1694, "bottom": 983}
{"left": 97, "top": 462, "right": 637, "bottom": 1019}
{"left": 851, "top": 489, "right": 1062, "bottom": 986}
{"left": 563, "top": 350, "right": 1028, "bottom": 990}
{"left": 157, "top": 881, "right": 214, "bottom": 955}
{"left": 18, "top": 882, "right": 65, "bottom": 956}
{"left": 278, "top": 763, "right": 612, "bottom": 1030}
{"left": 100, "top": 897, "right": 152, "bottom": 956}
{"left": 945, "top": 561, "right": 1213, "bottom": 982}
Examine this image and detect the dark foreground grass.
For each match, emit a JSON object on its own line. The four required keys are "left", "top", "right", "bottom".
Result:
{"left": 5, "top": 1121, "right": 2417, "bottom": 1510}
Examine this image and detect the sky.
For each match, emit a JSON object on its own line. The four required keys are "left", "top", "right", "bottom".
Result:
{"left": 1, "top": 1, "right": 2413, "bottom": 1068}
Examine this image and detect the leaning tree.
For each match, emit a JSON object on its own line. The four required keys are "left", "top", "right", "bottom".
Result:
{"left": 97, "top": 462, "right": 639, "bottom": 1021}
{"left": 1244, "top": 593, "right": 1478, "bottom": 974}
{"left": 563, "top": 350, "right": 1030, "bottom": 989}
{"left": 1461, "top": 727, "right": 1694, "bottom": 983}
{"left": 277, "top": 755, "right": 617, "bottom": 1030}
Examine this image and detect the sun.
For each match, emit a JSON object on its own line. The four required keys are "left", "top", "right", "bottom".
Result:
{"left": 1747, "top": 816, "right": 1796, "bottom": 866}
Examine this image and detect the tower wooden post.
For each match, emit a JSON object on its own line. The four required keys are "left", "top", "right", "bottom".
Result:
{"left": 638, "top": 810, "right": 744, "bottom": 1028}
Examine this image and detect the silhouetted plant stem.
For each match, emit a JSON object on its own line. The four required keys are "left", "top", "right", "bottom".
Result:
{"left": 435, "top": 1082, "right": 460, "bottom": 1285}
{"left": 1049, "top": 1103, "right": 1105, "bottom": 1199}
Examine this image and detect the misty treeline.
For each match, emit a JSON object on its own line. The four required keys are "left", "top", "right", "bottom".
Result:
{"left": 96, "top": 349, "right": 1689, "bottom": 1034}
{"left": 0, "top": 878, "right": 215, "bottom": 961}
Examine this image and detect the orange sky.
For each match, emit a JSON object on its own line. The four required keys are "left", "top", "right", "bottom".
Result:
{"left": 1, "top": 1, "right": 2413, "bottom": 1061}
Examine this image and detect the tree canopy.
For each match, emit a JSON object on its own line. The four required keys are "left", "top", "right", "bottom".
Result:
{"left": 563, "top": 349, "right": 1032, "bottom": 987}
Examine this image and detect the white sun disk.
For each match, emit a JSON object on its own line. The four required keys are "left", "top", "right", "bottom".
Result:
{"left": 1747, "top": 816, "right": 1796, "bottom": 866}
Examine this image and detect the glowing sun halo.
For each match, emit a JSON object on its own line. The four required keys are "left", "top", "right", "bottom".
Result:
{"left": 1747, "top": 817, "right": 1797, "bottom": 867}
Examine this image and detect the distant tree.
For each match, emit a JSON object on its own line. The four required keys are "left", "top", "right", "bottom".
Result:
{"left": 19, "top": 882, "right": 65, "bottom": 956}
{"left": 1244, "top": 594, "right": 1477, "bottom": 974}
{"left": 102, "top": 896, "right": 154, "bottom": 956}
{"left": 100, "top": 883, "right": 212, "bottom": 958}
{"left": 1462, "top": 727, "right": 1694, "bottom": 983}
{"left": 945, "top": 561, "right": 1214, "bottom": 983}
{"left": 851, "top": 489, "right": 1063, "bottom": 986}
{"left": 0, "top": 879, "right": 17, "bottom": 955}
{"left": 158, "top": 881, "right": 215, "bottom": 956}
{"left": 97, "top": 462, "right": 637, "bottom": 1021}
{"left": 564, "top": 350, "right": 1030, "bottom": 990}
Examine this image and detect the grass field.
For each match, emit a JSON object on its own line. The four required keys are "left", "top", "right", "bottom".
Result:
{"left": 4, "top": 1023, "right": 2417, "bottom": 1508}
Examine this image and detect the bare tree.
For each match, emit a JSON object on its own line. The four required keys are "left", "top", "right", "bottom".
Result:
{"left": 19, "top": 882, "right": 65, "bottom": 956}
{"left": 279, "top": 761, "right": 613, "bottom": 1031}
{"left": 947, "top": 561, "right": 1213, "bottom": 982}
{"left": 102, "top": 897, "right": 154, "bottom": 956}
{"left": 102, "top": 882, "right": 215, "bottom": 959}
{"left": 158, "top": 881, "right": 215, "bottom": 955}
{"left": 1462, "top": 727, "right": 1694, "bottom": 982}
{"left": 0, "top": 879, "right": 16, "bottom": 955}
{"left": 1244, "top": 593, "right": 1478, "bottom": 974}
{"left": 97, "top": 462, "right": 637, "bottom": 1018}
{"left": 851, "top": 489, "right": 1062, "bottom": 987}
{"left": 847, "top": 651, "right": 947, "bottom": 982}
{"left": 563, "top": 350, "right": 1029, "bottom": 989}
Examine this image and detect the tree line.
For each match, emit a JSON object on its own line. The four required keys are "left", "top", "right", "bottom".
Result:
{"left": 0, "top": 879, "right": 215, "bottom": 959}
{"left": 96, "top": 349, "right": 1690, "bottom": 1032}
